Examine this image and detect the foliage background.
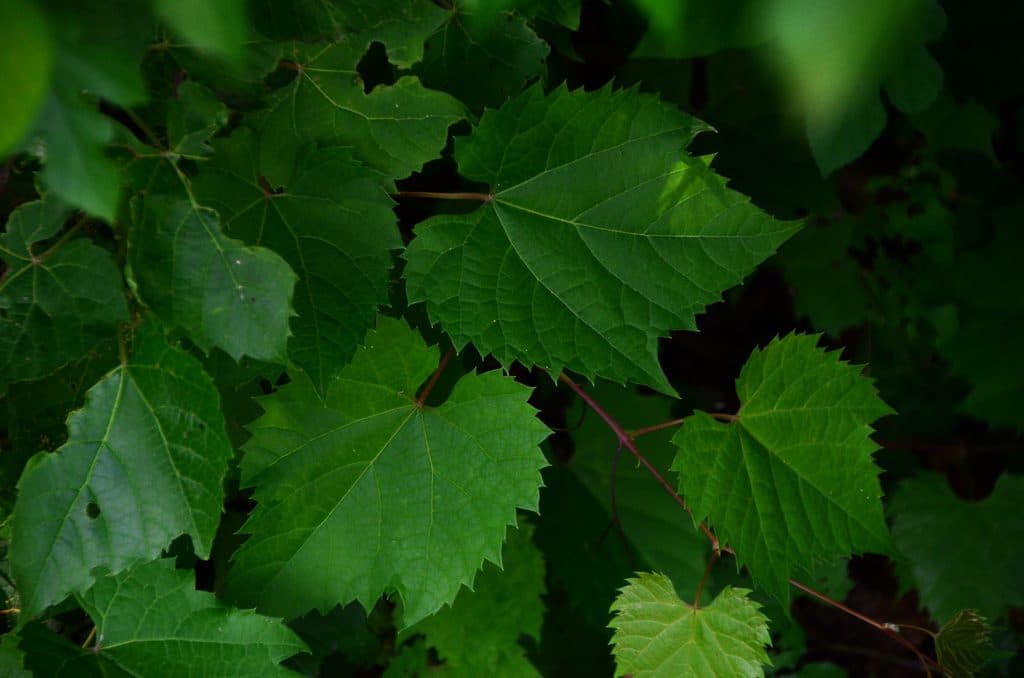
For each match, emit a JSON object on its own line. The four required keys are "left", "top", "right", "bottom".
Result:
{"left": 0, "top": 0, "right": 1022, "bottom": 675}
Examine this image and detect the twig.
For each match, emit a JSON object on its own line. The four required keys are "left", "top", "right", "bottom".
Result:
{"left": 416, "top": 347, "right": 455, "bottom": 406}
{"left": 558, "top": 373, "right": 720, "bottom": 553}
{"left": 82, "top": 625, "right": 96, "bottom": 649}
{"left": 393, "top": 191, "right": 493, "bottom": 202}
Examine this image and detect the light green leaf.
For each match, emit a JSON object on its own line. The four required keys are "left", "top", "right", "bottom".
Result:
{"left": 128, "top": 194, "right": 296, "bottom": 364}
{"left": 609, "top": 573, "right": 771, "bottom": 677}
{"left": 671, "top": 334, "right": 893, "bottom": 603}
{"left": 21, "top": 559, "right": 306, "bottom": 676}
{"left": 156, "top": 0, "right": 249, "bottom": 63}
{"left": 192, "top": 127, "right": 400, "bottom": 395}
{"left": 0, "top": 0, "right": 53, "bottom": 157}
{"left": 405, "top": 84, "right": 800, "bottom": 395}
{"left": 10, "top": 323, "right": 234, "bottom": 618}
{"left": 415, "top": 6, "right": 549, "bottom": 113}
{"left": 260, "top": 41, "right": 465, "bottom": 183}
{"left": 228, "top": 317, "right": 549, "bottom": 625}
{"left": 0, "top": 197, "right": 128, "bottom": 390}
{"left": 403, "top": 524, "right": 544, "bottom": 676}
{"left": 935, "top": 609, "right": 998, "bottom": 678}
{"left": 889, "top": 473, "right": 1024, "bottom": 623}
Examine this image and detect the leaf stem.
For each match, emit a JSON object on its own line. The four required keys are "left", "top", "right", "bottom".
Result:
{"left": 416, "top": 346, "right": 455, "bottom": 406}
{"left": 557, "top": 373, "right": 720, "bottom": 553}
{"left": 82, "top": 625, "right": 96, "bottom": 649}
{"left": 393, "top": 191, "right": 493, "bottom": 202}
{"left": 694, "top": 550, "right": 719, "bottom": 609}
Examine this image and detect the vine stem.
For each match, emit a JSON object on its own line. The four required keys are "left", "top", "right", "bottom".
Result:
{"left": 392, "top": 190, "right": 493, "bottom": 202}
{"left": 82, "top": 625, "right": 96, "bottom": 649}
{"left": 559, "top": 372, "right": 944, "bottom": 675}
{"left": 558, "top": 373, "right": 720, "bottom": 553}
{"left": 416, "top": 347, "right": 455, "bottom": 406}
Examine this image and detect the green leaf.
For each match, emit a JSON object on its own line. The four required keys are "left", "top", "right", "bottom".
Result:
{"left": 192, "top": 127, "right": 400, "bottom": 395}
{"left": 514, "top": 0, "right": 583, "bottom": 30}
{"left": 805, "top": 95, "right": 887, "bottom": 177}
{"left": 935, "top": 609, "right": 998, "bottom": 678}
{"left": 671, "top": 334, "right": 893, "bottom": 602}
{"left": 405, "top": 84, "right": 800, "bottom": 394}
{"left": 10, "top": 323, "right": 234, "bottom": 618}
{"left": 260, "top": 41, "right": 465, "bottom": 183}
{"left": 330, "top": 0, "right": 451, "bottom": 68}
{"left": 155, "top": 0, "right": 249, "bottom": 63}
{"left": 0, "top": 197, "right": 128, "bottom": 390}
{"left": 609, "top": 573, "right": 771, "bottom": 677}
{"left": 403, "top": 524, "right": 544, "bottom": 676}
{"left": 228, "top": 317, "right": 549, "bottom": 625}
{"left": 0, "top": 635, "right": 29, "bottom": 678}
{"left": 889, "top": 473, "right": 1024, "bottom": 623}
{"left": 21, "top": 559, "right": 306, "bottom": 676}
{"left": 0, "top": 0, "right": 53, "bottom": 157}
{"left": 128, "top": 194, "right": 296, "bottom": 364}
{"left": 415, "top": 7, "right": 549, "bottom": 113}
{"left": 165, "top": 81, "right": 230, "bottom": 156}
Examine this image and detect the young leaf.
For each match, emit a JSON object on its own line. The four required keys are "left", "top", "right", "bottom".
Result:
{"left": 21, "top": 559, "right": 306, "bottom": 676}
{"left": 405, "top": 84, "right": 801, "bottom": 395}
{"left": 127, "top": 195, "right": 296, "bottom": 364}
{"left": 609, "top": 573, "right": 771, "bottom": 677}
{"left": 192, "top": 128, "right": 400, "bottom": 395}
{"left": 228, "top": 317, "right": 549, "bottom": 625}
{"left": 671, "top": 334, "right": 893, "bottom": 603}
{"left": 401, "top": 523, "right": 545, "bottom": 676}
{"left": 0, "top": 198, "right": 128, "bottom": 390}
{"left": 260, "top": 40, "right": 465, "bottom": 183}
{"left": 10, "top": 323, "right": 234, "bottom": 618}
{"left": 935, "top": 609, "right": 998, "bottom": 678}
{"left": 889, "top": 473, "right": 1024, "bottom": 623}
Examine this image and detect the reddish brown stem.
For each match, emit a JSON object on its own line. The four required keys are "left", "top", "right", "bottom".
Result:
{"left": 393, "top": 190, "right": 493, "bottom": 202}
{"left": 789, "top": 580, "right": 942, "bottom": 675}
{"left": 416, "top": 347, "right": 455, "bottom": 406}
{"left": 627, "top": 417, "right": 685, "bottom": 439}
{"left": 694, "top": 550, "right": 719, "bottom": 608}
{"left": 558, "top": 373, "right": 720, "bottom": 553}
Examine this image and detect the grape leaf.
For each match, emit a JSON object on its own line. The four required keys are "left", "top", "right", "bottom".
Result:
{"left": 513, "top": 0, "right": 582, "bottom": 30}
{"left": 935, "top": 609, "right": 998, "bottom": 678}
{"left": 260, "top": 40, "right": 465, "bottom": 183}
{"left": 155, "top": 0, "right": 249, "bottom": 63}
{"left": 329, "top": 0, "right": 450, "bottom": 68}
{"left": 10, "top": 323, "right": 234, "bottom": 618}
{"left": 20, "top": 559, "right": 306, "bottom": 676}
{"left": 0, "top": 0, "right": 52, "bottom": 157}
{"left": 0, "top": 635, "right": 29, "bottom": 678}
{"left": 609, "top": 573, "right": 771, "bottom": 677}
{"left": 415, "top": 6, "right": 549, "bottom": 113}
{"left": 192, "top": 127, "right": 400, "bottom": 395}
{"left": 405, "top": 84, "right": 800, "bottom": 394}
{"left": 127, "top": 194, "right": 296, "bottom": 364}
{"left": 889, "top": 473, "right": 1024, "bottom": 623}
{"left": 0, "top": 197, "right": 128, "bottom": 390}
{"left": 228, "top": 317, "right": 549, "bottom": 625}
{"left": 402, "top": 523, "right": 544, "bottom": 676}
{"left": 671, "top": 334, "right": 893, "bottom": 602}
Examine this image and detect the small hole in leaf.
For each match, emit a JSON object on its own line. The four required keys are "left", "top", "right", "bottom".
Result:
{"left": 86, "top": 502, "right": 100, "bottom": 519}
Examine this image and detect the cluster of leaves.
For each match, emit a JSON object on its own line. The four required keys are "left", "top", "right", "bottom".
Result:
{"left": 0, "top": 0, "right": 1021, "bottom": 676}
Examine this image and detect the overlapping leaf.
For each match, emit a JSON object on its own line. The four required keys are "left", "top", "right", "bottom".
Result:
{"left": 260, "top": 39, "right": 465, "bottom": 183}
{"left": 0, "top": 197, "right": 128, "bottom": 390}
{"left": 402, "top": 524, "right": 544, "bottom": 676}
{"left": 193, "top": 128, "right": 400, "bottom": 395}
{"left": 609, "top": 573, "right": 771, "bottom": 677}
{"left": 20, "top": 559, "right": 306, "bottom": 676}
{"left": 405, "top": 84, "right": 801, "bottom": 394}
{"left": 671, "top": 334, "right": 893, "bottom": 602}
{"left": 935, "top": 609, "right": 998, "bottom": 677}
{"left": 10, "top": 323, "right": 234, "bottom": 618}
{"left": 228, "top": 317, "right": 549, "bottom": 625}
{"left": 128, "top": 195, "right": 296, "bottom": 364}
{"left": 889, "top": 473, "right": 1024, "bottom": 623}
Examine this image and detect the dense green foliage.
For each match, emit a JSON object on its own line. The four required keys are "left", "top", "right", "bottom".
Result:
{"left": 0, "top": 0, "right": 1021, "bottom": 676}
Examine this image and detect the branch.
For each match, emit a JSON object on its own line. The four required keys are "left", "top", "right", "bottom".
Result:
{"left": 559, "top": 371, "right": 944, "bottom": 675}
{"left": 393, "top": 191, "right": 493, "bottom": 202}
{"left": 416, "top": 346, "right": 455, "bottom": 406}
{"left": 558, "top": 373, "right": 720, "bottom": 552}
